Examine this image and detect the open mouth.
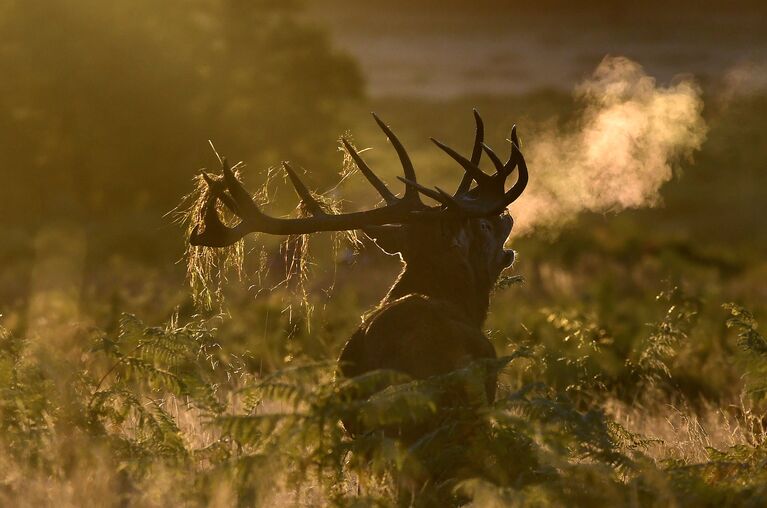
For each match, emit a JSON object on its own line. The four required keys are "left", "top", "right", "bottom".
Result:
{"left": 502, "top": 249, "right": 515, "bottom": 268}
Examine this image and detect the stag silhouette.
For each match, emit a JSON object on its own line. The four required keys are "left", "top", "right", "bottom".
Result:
{"left": 189, "top": 111, "right": 528, "bottom": 435}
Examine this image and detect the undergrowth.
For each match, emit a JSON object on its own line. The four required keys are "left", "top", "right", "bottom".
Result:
{"left": 1, "top": 297, "right": 766, "bottom": 506}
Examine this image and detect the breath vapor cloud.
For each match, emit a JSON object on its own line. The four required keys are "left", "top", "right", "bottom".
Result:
{"left": 509, "top": 56, "right": 707, "bottom": 236}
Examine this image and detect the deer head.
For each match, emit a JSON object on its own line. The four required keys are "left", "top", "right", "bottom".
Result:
{"left": 189, "top": 111, "right": 528, "bottom": 322}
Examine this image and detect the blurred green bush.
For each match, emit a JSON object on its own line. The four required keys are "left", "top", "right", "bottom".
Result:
{"left": 0, "top": 0, "right": 362, "bottom": 227}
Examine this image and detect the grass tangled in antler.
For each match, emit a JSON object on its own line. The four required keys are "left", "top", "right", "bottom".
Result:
{"left": 172, "top": 161, "right": 249, "bottom": 310}
{"left": 173, "top": 140, "right": 362, "bottom": 313}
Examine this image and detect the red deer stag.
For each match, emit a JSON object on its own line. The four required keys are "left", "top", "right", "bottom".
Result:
{"left": 189, "top": 111, "right": 528, "bottom": 432}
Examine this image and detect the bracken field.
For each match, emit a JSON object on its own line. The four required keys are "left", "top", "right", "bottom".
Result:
{"left": 1, "top": 1, "right": 767, "bottom": 507}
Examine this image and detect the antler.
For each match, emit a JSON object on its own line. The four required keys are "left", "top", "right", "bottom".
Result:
{"left": 190, "top": 112, "right": 528, "bottom": 247}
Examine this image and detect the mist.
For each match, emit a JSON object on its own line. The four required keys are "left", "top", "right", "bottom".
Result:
{"left": 721, "top": 59, "right": 767, "bottom": 103}
{"left": 509, "top": 56, "right": 707, "bottom": 236}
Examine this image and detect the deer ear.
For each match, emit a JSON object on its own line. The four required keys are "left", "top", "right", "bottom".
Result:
{"left": 363, "top": 225, "right": 406, "bottom": 256}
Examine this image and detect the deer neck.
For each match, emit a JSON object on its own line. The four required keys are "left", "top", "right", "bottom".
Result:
{"left": 381, "top": 259, "right": 492, "bottom": 327}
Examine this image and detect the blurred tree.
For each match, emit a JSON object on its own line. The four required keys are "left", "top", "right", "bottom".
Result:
{"left": 0, "top": 0, "right": 362, "bottom": 228}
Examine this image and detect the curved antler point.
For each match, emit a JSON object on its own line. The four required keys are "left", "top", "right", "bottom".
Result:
{"left": 340, "top": 138, "right": 355, "bottom": 152}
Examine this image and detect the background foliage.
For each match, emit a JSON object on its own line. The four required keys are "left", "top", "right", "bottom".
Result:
{"left": 0, "top": 0, "right": 361, "bottom": 225}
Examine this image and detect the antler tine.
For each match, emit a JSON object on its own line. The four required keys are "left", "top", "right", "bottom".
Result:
{"left": 341, "top": 138, "right": 398, "bottom": 205}
{"left": 282, "top": 162, "right": 326, "bottom": 216}
{"left": 371, "top": 113, "right": 422, "bottom": 206}
{"left": 201, "top": 172, "right": 239, "bottom": 214}
{"left": 480, "top": 142, "right": 517, "bottom": 195}
{"left": 434, "top": 186, "right": 470, "bottom": 212}
{"left": 397, "top": 176, "right": 451, "bottom": 206}
{"left": 190, "top": 157, "right": 265, "bottom": 247}
{"left": 505, "top": 124, "right": 519, "bottom": 169}
{"left": 221, "top": 157, "right": 263, "bottom": 218}
{"left": 470, "top": 109, "right": 484, "bottom": 165}
{"left": 455, "top": 109, "right": 485, "bottom": 196}
{"left": 431, "top": 138, "right": 494, "bottom": 188}
{"left": 480, "top": 143, "right": 505, "bottom": 174}
{"left": 500, "top": 139, "right": 529, "bottom": 208}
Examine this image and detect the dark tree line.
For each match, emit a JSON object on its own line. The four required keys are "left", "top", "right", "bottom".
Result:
{"left": 0, "top": 0, "right": 362, "bottom": 229}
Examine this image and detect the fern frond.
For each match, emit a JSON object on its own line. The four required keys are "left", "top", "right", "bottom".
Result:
{"left": 215, "top": 414, "right": 308, "bottom": 446}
